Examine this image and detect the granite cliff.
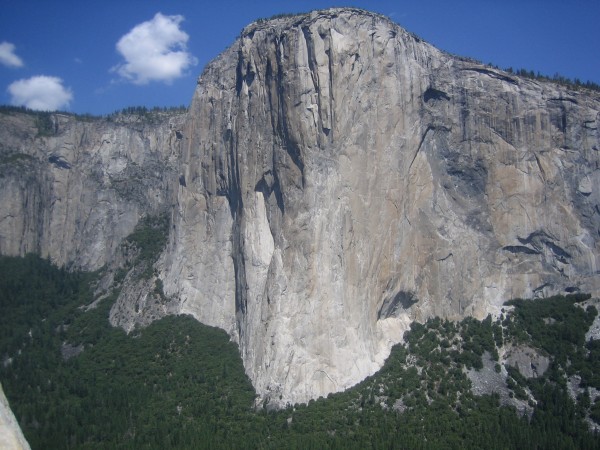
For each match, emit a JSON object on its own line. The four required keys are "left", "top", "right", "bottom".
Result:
{"left": 0, "top": 110, "right": 183, "bottom": 269}
{"left": 1, "top": 8, "right": 599, "bottom": 407}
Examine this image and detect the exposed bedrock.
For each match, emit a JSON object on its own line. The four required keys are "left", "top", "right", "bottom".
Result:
{"left": 164, "top": 8, "right": 600, "bottom": 406}
{"left": 1, "top": 8, "right": 600, "bottom": 407}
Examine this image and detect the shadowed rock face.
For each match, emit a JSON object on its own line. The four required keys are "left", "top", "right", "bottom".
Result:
{"left": 1, "top": 8, "right": 600, "bottom": 407}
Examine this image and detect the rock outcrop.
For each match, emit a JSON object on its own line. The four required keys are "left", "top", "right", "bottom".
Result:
{"left": 164, "top": 8, "right": 600, "bottom": 406}
{"left": 504, "top": 345, "right": 550, "bottom": 379}
{"left": 0, "top": 111, "right": 183, "bottom": 270}
{"left": 0, "top": 383, "right": 30, "bottom": 450}
{"left": 1, "top": 8, "right": 600, "bottom": 407}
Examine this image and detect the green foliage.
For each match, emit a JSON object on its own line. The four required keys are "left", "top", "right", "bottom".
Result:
{"left": 502, "top": 67, "right": 600, "bottom": 92}
{"left": 505, "top": 366, "right": 528, "bottom": 401}
{"left": 0, "top": 254, "right": 92, "bottom": 357}
{"left": 34, "top": 113, "right": 55, "bottom": 136}
{"left": 591, "top": 399, "right": 600, "bottom": 424}
{"left": 504, "top": 294, "right": 598, "bottom": 387}
{"left": 0, "top": 103, "right": 186, "bottom": 127}
{"left": 0, "top": 106, "right": 57, "bottom": 136}
{"left": 0, "top": 255, "right": 255, "bottom": 449}
{"left": 254, "top": 12, "right": 301, "bottom": 24}
{"left": 111, "top": 105, "right": 188, "bottom": 116}
{"left": 105, "top": 105, "right": 187, "bottom": 125}
{"left": 0, "top": 105, "right": 57, "bottom": 116}
{"left": 123, "top": 214, "right": 169, "bottom": 279}
{"left": 0, "top": 105, "right": 100, "bottom": 123}
{"left": 1, "top": 257, "right": 599, "bottom": 449}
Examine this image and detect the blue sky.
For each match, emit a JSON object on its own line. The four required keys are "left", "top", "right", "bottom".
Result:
{"left": 1, "top": 0, "right": 598, "bottom": 115}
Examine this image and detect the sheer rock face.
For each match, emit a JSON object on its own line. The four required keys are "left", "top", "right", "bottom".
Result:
{"left": 0, "top": 383, "right": 30, "bottom": 450}
{"left": 165, "top": 8, "right": 600, "bottom": 406}
{"left": 2, "top": 8, "right": 600, "bottom": 407}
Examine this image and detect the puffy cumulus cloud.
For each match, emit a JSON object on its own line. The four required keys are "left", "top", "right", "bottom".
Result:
{"left": 8, "top": 76, "right": 73, "bottom": 111}
{"left": 113, "top": 13, "right": 198, "bottom": 85}
{"left": 0, "top": 42, "right": 24, "bottom": 68}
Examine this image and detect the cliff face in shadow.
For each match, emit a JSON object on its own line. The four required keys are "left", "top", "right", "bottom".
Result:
{"left": 1, "top": 8, "right": 599, "bottom": 407}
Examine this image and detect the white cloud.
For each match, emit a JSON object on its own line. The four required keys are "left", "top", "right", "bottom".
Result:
{"left": 112, "top": 12, "right": 198, "bottom": 85}
{"left": 0, "top": 42, "right": 24, "bottom": 68}
{"left": 8, "top": 76, "right": 73, "bottom": 111}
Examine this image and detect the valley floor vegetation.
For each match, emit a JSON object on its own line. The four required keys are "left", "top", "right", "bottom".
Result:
{"left": 1, "top": 254, "right": 600, "bottom": 449}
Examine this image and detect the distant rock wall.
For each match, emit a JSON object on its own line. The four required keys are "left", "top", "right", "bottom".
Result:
{"left": 0, "top": 112, "right": 182, "bottom": 270}
{"left": 1, "top": 8, "right": 600, "bottom": 408}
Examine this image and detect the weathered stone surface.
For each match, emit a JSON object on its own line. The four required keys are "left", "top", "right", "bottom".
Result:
{"left": 0, "top": 111, "right": 183, "bottom": 270}
{"left": 0, "top": 383, "right": 30, "bottom": 450}
{"left": 2, "top": 8, "right": 600, "bottom": 407}
{"left": 466, "top": 351, "right": 533, "bottom": 417}
{"left": 167, "top": 8, "right": 600, "bottom": 406}
{"left": 504, "top": 345, "right": 550, "bottom": 379}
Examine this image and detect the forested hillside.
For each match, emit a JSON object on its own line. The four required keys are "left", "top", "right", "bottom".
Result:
{"left": 1, "top": 254, "right": 599, "bottom": 449}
